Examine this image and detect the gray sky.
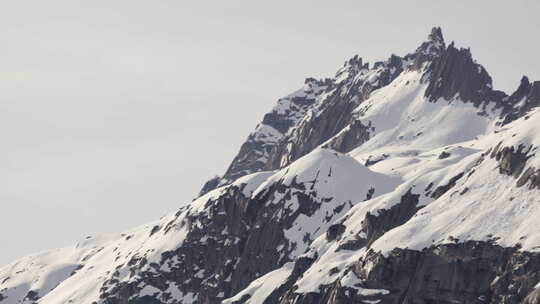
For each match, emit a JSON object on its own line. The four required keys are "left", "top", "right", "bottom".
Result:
{"left": 1, "top": 0, "right": 539, "bottom": 266}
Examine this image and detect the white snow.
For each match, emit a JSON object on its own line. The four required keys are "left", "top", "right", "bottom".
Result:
{"left": 253, "top": 148, "right": 400, "bottom": 257}
{"left": 371, "top": 109, "right": 540, "bottom": 254}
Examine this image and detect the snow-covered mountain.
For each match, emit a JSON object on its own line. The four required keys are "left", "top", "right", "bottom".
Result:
{"left": 3, "top": 27, "right": 540, "bottom": 304}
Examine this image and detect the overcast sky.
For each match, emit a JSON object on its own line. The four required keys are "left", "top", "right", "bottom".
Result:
{"left": 1, "top": 1, "right": 539, "bottom": 266}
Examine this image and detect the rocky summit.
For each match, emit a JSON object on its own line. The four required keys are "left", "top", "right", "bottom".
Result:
{"left": 3, "top": 27, "right": 540, "bottom": 304}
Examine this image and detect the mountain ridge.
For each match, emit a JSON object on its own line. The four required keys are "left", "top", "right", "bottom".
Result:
{"left": 201, "top": 26, "right": 538, "bottom": 197}
{"left": 3, "top": 27, "right": 540, "bottom": 304}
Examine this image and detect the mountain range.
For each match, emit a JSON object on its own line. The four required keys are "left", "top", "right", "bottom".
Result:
{"left": 2, "top": 27, "right": 540, "bottom": 304}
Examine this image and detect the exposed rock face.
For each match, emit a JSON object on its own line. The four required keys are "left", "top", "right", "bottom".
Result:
{"left": 324, "top": 120, "right": 371, "bottom": 154}
{"left": 326, "top": 224, "right": 346, "bottom": 242}
{"left": 271, "top": 241, "right": 540, "bottom": 304}
{"left": 424, "top": 42, "right": 506, "bottom": 107}
{"left": 430, "top": 172, "right": 465, "bottom": 199}
{"left": 199, "top": 175, "right": 222, "bottom": 196}
{"left": 489, "top": 142, "right": 540, "bottom": 190}
{"left": 493, "top": 143, "right": 533, "bottom": 178}
{"left": 423, "top": 37, "right": 540, "bottom": 127}
{"left": 361, "top": 190, "right": 420, "bottom": 247}
{"left": 502, "top": 76, "right": 540, "bottom": 125}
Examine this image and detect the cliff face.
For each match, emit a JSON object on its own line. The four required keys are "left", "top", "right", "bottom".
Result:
{"left": 4, "top": 27, "right": 540, "bottom": 304}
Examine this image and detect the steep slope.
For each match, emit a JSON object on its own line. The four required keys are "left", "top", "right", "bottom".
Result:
{"left": 3, "top": 27, "right": 540, "bottom": 304}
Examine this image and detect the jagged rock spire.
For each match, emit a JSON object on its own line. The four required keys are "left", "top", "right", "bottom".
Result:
{"left": 428, "top": 26, "right": 444, "bottom": 45}
{"left": 423, "top": 40, "right": 501, "bottom": 106}
{"left": 415, "top": 26, "right": 446, "bottom": 57}
{"left": 501, "top": 75, "right": 540, "bottom": 124}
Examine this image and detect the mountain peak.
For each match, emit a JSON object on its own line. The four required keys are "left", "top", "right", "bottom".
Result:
{"left": 520, "top": 75, "right": 531, "bottom": 86}
{"left": 414, "top": 26, "right": 446, "bottom": 58}
{"left": 428, "top": 26, "right": 444, "bottom": 44}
